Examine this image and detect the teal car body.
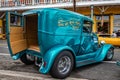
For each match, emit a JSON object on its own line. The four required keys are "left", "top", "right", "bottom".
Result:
{"left": 6, "top": 8, "right": 114, "bottom": 78}
{"left": 117, "top": 61, "right": 120, "bottom": 66}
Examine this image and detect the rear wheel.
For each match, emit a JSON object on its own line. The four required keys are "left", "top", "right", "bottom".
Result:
{"left": 104, "top": 48, "right": 114, "bottom": 61}
{"left": 20, "top": 53, "right": 35, "bottom": 65}
{"left": 50, "top": 51, "right": 74, "bottom": 79}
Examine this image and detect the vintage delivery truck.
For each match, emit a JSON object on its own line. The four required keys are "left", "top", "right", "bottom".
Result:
{"left": 6, "top": 8, "right": 114, "bottom": 79}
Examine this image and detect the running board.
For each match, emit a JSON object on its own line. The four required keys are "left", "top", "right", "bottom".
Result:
{"left": 76, "top": 59, "right": 97, "bottom": 67}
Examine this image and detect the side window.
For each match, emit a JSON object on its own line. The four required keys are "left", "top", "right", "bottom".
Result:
{"left": 10, "top": 13, "right": 23, "bottom": 27}
{"left": 83, "top": 20, "right": 92, "bottom": 33}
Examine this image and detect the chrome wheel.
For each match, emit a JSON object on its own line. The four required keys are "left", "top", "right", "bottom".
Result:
{"left": 107, "top": 49, "right": 113, "bottom": 59}
{"left": 50, "top": 51, "right": 74, "bottom": 79}
{"left": 26, "top": 54, "right": 35, "bottom": 61}
{"left": 58, "top": 56, "right": 71, "bottom": 74}
{"left": 20, "top": 53, "right": 35, "bottom": 65}
{"left": 104, "top": 48, "right": 114, "bottom": 61}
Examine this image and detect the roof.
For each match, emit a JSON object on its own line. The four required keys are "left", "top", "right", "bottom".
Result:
{"left": 22, "top": 8, "right": 93, "bottom": 22}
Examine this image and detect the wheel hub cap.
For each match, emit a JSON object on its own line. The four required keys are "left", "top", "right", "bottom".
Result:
{"left": 58, "top": 56, "right": 71, "bottom": 74}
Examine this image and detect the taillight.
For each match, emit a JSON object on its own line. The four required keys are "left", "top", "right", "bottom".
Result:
{"left": 43, "top": 61, "right": 47, "bottom": 67}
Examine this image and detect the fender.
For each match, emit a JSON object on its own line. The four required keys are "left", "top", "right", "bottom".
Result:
{"left": 39, "top": 45, "right": 76, "bottom": 74}
{"left": 95, "top": 44, "right": 113, "bottom": 62}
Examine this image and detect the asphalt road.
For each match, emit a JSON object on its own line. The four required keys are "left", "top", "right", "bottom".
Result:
{"left": 0, "top": 40, "right": 120, "bottom": 80}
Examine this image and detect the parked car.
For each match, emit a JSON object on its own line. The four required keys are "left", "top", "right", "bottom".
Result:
{"left": 6, "top": 8, "right": 114, "bottom": 79}
{"left": 99, "top": 37, "right": 120, "bottom": 47}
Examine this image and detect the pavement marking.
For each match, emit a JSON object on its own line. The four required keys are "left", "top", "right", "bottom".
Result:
{"left": 0, "top": 46, "right": 8, "bottom": 48}
{"left": 0, "top": 44, "right": 7, "bottom": 46}
{"left": 66, "top": 78, "right": 88, "bottom": 80}
{"left": 3, "top": 46, "right": 8, "bottom": 48}
{"left": 103, "top": 61, "right": 117, "bottom": 64}
{"left": 0, "top": 70, "right": 88, "bottom": 80}
{"left": 0, "top": 53, "right": 9, "bottom": 56}
{"left": 0, "top": 70, "right": 46, "bottom": 80}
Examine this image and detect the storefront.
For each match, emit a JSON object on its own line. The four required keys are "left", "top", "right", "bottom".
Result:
{"left": 67, "top": 6, "right": 120, "bottom": 35}
{"left": 66, "top": 5, "right": 120, "bottom": 46}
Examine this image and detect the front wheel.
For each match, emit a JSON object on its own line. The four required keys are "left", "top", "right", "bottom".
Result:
{"left": 50, "top": 51, "right": 74, "bottom": 79}
{"left": 104, "top": 48, "right": 114, "bottom": 61}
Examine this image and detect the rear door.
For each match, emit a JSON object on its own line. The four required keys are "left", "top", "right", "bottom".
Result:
{"left": 6, "top": 12, "right": 27, "bottom": 55}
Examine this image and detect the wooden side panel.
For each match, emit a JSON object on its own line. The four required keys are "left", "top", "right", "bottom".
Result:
{"left": 10, "top": 27, "right": 25, "bottom": 42}
{"left": 10, "top": 34, "right": 24, "bottom": 42}
{"left": 10, "top": 27, "right": 23, "bottom": 34}
{"left": 26, "top": 15, "right": 40, "bottom": 52}
{"left": 9, "top": 15, "right": 40, "bottom": 54}
{"left": 28, "top": 45, "right": 40, "bottom": 52}
{"left": 27, "top": 39, "right": 38, "bottom": 46}
{"left": 10, "top": 27, "right": 27, "bottom": 54}
{"left": 11, "top": 39, "right": 27, "bottom": 54}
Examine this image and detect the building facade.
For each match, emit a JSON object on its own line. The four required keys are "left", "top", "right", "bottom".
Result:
{"left": 0, "top": 0, "right": 120, "bottom": 38}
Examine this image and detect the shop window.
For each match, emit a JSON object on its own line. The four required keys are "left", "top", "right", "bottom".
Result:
{"left": 114, "top": 15, "right": 120, "bottom": 32}
{"left": 96, "top": 15, "right": 109, "bottom": 21}
{"left": 96, "top": 15, "right": 110, "bottom": 35}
